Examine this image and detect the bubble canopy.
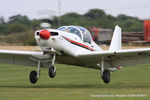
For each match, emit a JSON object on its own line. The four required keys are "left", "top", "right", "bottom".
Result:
{"left": 57, "top": 26, "right": 92, "bottom": 43}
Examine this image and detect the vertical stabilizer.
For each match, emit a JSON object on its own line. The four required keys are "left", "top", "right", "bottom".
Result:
{"left": 109, "top": 25, "right": 122, "bottom": 51}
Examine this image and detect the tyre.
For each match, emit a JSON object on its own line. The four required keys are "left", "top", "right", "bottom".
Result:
{"left": 29, "top": 71, "right": 37, "bottom": 84}
{"left": 49, "top": 66, "right": 56, "bottom": 78}
{"left": 102, "top": 70, "right": 110, "bottom": 84}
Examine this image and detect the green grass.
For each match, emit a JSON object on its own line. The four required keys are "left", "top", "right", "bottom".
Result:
{"left": 0, "top": 63, "right": 150, "bottom": 100}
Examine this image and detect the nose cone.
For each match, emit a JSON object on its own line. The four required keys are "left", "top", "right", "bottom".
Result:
{"left": 39, "top": 30, "right": 51, "bottom": 40}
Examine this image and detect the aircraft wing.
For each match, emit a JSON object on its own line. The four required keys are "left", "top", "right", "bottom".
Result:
{"left": 77, "top": 48, "right": 150, "bottom": 70}
{"left": 1, "top": 48, "right": 150, "bottom": 70}
{"left": 0, "top": 50, "right": 52, "bottom": 68}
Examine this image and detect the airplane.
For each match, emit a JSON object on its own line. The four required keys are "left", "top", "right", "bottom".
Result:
{"left": 1, "top": 25, "right": 150, "bottom": 84}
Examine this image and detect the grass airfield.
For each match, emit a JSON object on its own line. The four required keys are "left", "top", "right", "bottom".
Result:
{"left": 0, "top": 63, "right": 150, "bottom": 100}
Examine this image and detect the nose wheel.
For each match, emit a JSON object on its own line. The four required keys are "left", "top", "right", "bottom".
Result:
{"left": 49, "top": 54, "right": 56, "bottom": 78}
{"left": 49, "top": 66, "right": 56, "bottom": 78}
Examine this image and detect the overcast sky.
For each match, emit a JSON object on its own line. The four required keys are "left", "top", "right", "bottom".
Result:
{"left": 1, "top": 0, "right": 150, "bottom": 20}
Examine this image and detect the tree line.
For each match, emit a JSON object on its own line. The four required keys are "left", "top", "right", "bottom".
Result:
{"left": 0, "top": 9, "right": 145, "bottom": 45}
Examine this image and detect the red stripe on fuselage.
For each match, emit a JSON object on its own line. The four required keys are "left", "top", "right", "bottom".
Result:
{"left": 62, "top": 36, "right": 96, "bottom": 51}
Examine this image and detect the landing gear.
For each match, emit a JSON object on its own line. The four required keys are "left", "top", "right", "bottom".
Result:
{"left": 29, "top": 60, "right": 41, "bottom": 84}
{"left": 29, "top": 53, "right": 57, "bottom": 84}
{"left": 100, "top": 57, "right": 111, "bottom": 84}
{"left": 48, "top": 54, "right": 56, "bottom": 78}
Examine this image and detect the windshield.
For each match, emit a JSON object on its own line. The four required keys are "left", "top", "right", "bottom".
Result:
{"left": 66, "top": 27, "right": 82, "bottom": 39}
{"left": 58, "top": 26, "right": 82, "bottom": 39}
{"left": 57, "top": 26, "right": 68, "bottom": 31}
{"left": 58, "top": 26, "right": 92, "bottom": 43}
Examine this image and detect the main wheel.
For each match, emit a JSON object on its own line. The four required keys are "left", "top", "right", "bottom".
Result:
{"left": 29, "top": 71, "right": 37, "bottom": 84}
{"left": 102, "top": 70, "right": 110, "bottom": 84}
{"left": 49, "top": 66, "right": 56, "bottom": 78}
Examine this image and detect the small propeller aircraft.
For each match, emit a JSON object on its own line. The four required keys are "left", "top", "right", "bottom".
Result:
{"left": 1, "top": 25, "right": 150, "bottom": 84}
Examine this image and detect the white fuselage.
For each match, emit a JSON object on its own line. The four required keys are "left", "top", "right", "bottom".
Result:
{"left": 35, "top": 28, "right": 102, "bottom": 57}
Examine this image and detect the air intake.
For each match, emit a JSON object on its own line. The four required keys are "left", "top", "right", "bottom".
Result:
{"left": 51, "top": 32, "right": 59, "bottom": 36}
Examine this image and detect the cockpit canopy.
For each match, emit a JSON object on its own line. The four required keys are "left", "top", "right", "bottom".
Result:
{"left": 58, "top": 26, "right": 92, "bottom": 43}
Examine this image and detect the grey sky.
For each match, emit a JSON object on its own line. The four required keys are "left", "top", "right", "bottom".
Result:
{"left": 0, "top": 0, "right": 150, "bottom": 20}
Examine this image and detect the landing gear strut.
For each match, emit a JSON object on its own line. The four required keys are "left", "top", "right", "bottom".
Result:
{"left": 100, "top": 57, "right": 111, "bottom": 84}
{"left": 49, "top": 54, "right": 56, "bottom": 78}
{"left": 29, "top": 60, "right": 41, "bottom": 84}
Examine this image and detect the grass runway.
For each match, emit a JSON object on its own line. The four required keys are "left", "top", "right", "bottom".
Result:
{"left": 0, "top": 63, "right": 150, "bottom": 100}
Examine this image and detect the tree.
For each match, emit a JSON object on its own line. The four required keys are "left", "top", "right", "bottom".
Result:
{"left": 8, "top": 14, "right": 31, "bottom": 26}
{"left": 84, "top": 9, "right": 105, "bottom": 19}
{"left": 0, "top": 24, "right": 9, "bottom": 34}
{"left": 59, "top": 12, "right": 86, "bottom": 26}
{"left": 8, "top": 23, "right": 28, "bottom": 33}
{"left": 31, "top": 19, "right": 41, "bottom": 30}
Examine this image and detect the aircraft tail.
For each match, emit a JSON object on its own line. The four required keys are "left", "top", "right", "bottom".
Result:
{"left": 109, "top": 25, "right": 122, "bottom": 51}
